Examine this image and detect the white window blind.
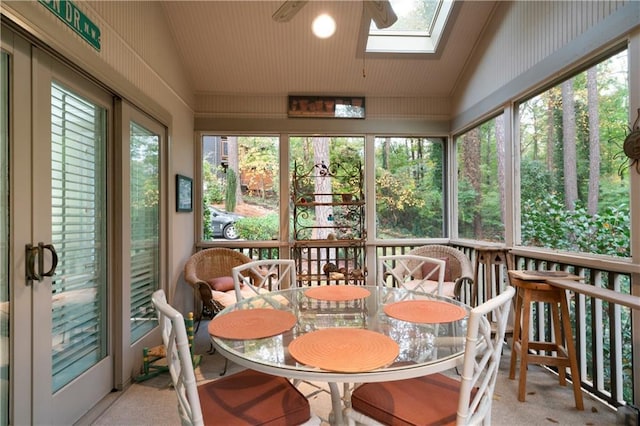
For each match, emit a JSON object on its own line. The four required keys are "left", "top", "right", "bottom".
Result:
{"left": 129, "top": 121, "right": 159, "bottom": 342}
{"left": 50, "top": 82, "right": 107, "bottom": 392}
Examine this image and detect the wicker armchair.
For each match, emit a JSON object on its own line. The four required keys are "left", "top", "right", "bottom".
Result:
{"left": 183, "top": 248, "right": 261, "bottom": 327}
{"left": 402, "top": 245, "right": 474, "bottom": 300}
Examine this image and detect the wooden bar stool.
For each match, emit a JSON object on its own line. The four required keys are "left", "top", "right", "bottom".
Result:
{"left": 474, "top": 246, "right": 514, "bottom": 340}
{"left": 508, "top": 271, "right": 584, "bottom": 410}
{"left": 473, "top": 245, "right": 512, "bottom": 306}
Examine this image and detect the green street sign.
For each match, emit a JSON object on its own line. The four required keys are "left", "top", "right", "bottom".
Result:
{"left": 39, "top": 0, "right": 101, "bottom": 51}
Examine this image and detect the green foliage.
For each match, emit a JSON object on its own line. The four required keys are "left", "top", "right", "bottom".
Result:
{"left": 234, "top": 214, "right": 279, "bottom": 240}
{"left": 518, "top": 49, "right": 630, "bottom": 255}
{"left": 520, "top": 160, "right": 553, "bottom": 203}
{"left": 225, "top": 168, "right": 237, "bottom": 211}
{"left": 202, "top": 198, "right": 213, "bottom": 240}
{"left": 129, "top": 131, "right": 160, "bottom": 242}
{"left": 414, "top": 184, "right": 444, "bottom": 236}
{"left": 376, "top": 170, "right": 424, "bottom": 220}
{"left": 332, "top": 205, "right": 363, "bottom": 239}
{"left": 521, "top": 192, "right": 629, "bottom": 256}
{"left": 238, "top": 136, "right": 280, "bottom": 198}
{"left": 202, "top": 161, "right": 225, "bottom": 204}
{"left": 457, "top": 179, "right": 478, "bottom": 235}
{"left": 374, "top": 138, "right": 444, "bottom": 238}
{"left": 456, "top": 118, "right": 505, "bottom": 242}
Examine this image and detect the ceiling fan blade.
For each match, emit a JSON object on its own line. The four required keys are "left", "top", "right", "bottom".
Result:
{"left": 272, "top": 0, "right": 309, "bottom": 23}
{"left": 365, "top": 0, "right": 398, "bottom": 29}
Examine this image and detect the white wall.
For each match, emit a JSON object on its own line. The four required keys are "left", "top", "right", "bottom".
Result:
{"left": 195, "top": 93, "right": 453, "bottom": 122}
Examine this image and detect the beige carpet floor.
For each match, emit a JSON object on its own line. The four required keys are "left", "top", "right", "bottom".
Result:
{"left": 81, "top": 320, "right": 620, "bottom": 426}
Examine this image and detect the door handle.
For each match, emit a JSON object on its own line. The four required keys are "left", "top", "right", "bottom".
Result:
{"left": 39, "top": 242, "right": 58, "bottom": 277}
{"left": 25, "top": 243, "right": 41, "bottom": 282}
{"left": 25, "top": 242, "right": 59, "bottom": 284}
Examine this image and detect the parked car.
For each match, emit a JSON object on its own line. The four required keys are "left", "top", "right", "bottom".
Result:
{"left": 209, "top": 206, "right": 244, "bottom": 240}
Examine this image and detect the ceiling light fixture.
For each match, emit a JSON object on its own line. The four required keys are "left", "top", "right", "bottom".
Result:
{"left": 312, "top": 14, "right": 336, "bottom": 38}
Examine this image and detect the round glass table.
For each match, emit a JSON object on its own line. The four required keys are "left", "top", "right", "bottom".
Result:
{"left": 209, "top": 285, "right": 471, "bottom": 425}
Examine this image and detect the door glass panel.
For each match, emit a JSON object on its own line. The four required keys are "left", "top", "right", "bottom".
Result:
{"left": 129, "top": 121, "right": 159, "bottom": 342}
{"left": 1, "top": 51, "right": 10, "bottom": 426}
{"left": 50, "top": 82, "right": 107, "bottom": 392}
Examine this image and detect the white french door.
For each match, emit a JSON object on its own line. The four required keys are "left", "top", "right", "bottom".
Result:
{"left": 3, "top": 29, "right": 114, "bottom": 425}
{"left": 32, "top": 47, "right": 113, "bottom": 425}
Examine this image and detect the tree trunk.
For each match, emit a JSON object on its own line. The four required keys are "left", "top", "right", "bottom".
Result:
{"left": 561, "top": 79, "right": 578, "bottom": 211}
{"left": 313, "top": 137, "right": 332, "bottom": 240}
{"left": 587, "top": 67, "right": 601, "bottom": 216}
{"left": 531, "top": 105, "right": 539, "bottom": 161}
{"left": 495, "top": 115, "right": 506, "bottom": 225}
{"left": 461, "top": 128, "right": 482, "bottom": 238}
{"left": 227, "top": 136, "right": 243, "bottom": 207}
{"left": 545, "top": 92, "right": 555, "bottom": 172}
{"left": 415, "top": 138, "right": 423, "bottom": 181}
{"left": 383, "top": 137, "right": 390, "bottom": 170}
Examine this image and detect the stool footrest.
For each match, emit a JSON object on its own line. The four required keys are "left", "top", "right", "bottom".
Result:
{"left": 525, "top": 341, "right": 569, "bottom": 356}
{"left": 524, "top": 354, "right": 571, "bottom": 367}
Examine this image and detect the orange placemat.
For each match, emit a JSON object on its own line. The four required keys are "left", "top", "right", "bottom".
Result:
{"left": 208, "top": 308, "right": 296, "bottom": 340}
{"left": 288, "top": 328, "right": 399, "bottom": 372}
{"left": 304, "top": 285, "right": 371, "bottom": 301}
{"left": 384, "top": 300, "right": 467, "bottom": 324}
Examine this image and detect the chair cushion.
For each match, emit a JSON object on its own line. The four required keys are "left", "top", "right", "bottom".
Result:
{"left": 351, "top": 373, "right": 468, "bottom": 426}
{"left": 421, "top": 257, "right": 452, "bottom": 282}
{"left": 198, "top": 369, "right": 310, "bottom": 425}
{"left": 206, "top": 276, "right": 235, "bottom": 292}
{"left": 402, "top": 280, "right": 457, "bottom": 297}
{"left": 210, "top": 286, "right": 272, "bottom": 307}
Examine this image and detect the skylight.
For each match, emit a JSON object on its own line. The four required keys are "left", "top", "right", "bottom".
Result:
{"left": 366, "top": 0, "right": 454, "bottom": 54}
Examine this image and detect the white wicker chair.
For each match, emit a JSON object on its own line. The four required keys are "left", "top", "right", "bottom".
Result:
{"left": 232, "top": 259, "right": 297, "bottom": 302}
{"left": 344, "top": 285, "right": 515, "bottom": 425}
{"left": 402, "top": 245, "right": 475, "bottom": 300}
{"left": 151, "top": 289, "right": 315, "bottom": 426}
{"left": 377, "top": 254, "right": 447, "bottom": 296}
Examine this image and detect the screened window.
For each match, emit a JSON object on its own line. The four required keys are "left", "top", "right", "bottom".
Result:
{"left": 518, "top": 49, "right": 630, "bottom": 257}
{"left": 456, "top": 115, "right": 506, "bottom": 242}
{"left": 201, "top": 135, "right": 280, "bottom": 241}
{"left": 375, "top": 137, "right": 445, "bottom": 239}
{"left": 129, "top": 121, "right": 160, "bottom": 342}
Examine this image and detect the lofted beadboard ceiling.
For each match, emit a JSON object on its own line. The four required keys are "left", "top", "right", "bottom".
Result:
{"left": 160, "top": 1, "right": 499, "bottom": 100}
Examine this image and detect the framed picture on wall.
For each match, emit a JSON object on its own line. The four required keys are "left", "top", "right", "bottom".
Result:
{"left": 176, "top": 174, "right": 193, "bottom": 212}
{"left": 288, "top": 95, "right": 365, "bottom": 119}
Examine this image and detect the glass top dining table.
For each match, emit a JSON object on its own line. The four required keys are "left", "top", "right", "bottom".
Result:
{"left": 208, "top": 285, "right": 471, "bottom": 425}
